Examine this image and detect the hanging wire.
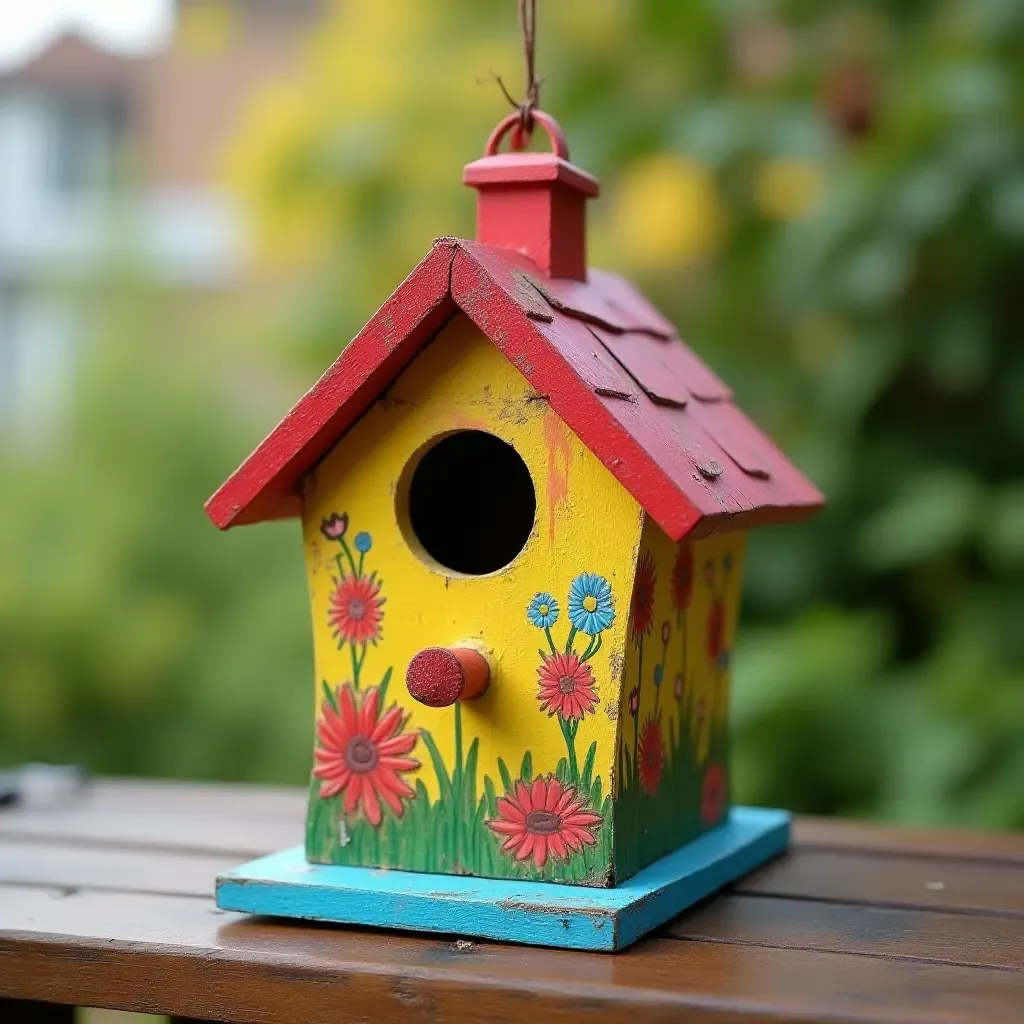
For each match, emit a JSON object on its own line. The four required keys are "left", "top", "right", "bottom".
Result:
{"left": 518, "top": 0, "right": 539, "bottom": 131}
{"left": 482, "top": 0, "right": 542, "bottom": 146}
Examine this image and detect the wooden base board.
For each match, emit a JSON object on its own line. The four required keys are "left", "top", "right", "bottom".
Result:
{"left": 215, "top": 806, "right": 790, "bottom": 952}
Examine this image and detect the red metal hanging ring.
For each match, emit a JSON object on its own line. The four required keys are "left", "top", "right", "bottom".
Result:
{"left": 484, "top": 110, "right": 570, "bottom": 161}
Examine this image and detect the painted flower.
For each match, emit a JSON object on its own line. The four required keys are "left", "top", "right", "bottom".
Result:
{"left": 320, "top": 512, "right": 349, "bottom": 541}
{"left": 672, "top": 543, "right": 695, "bottom": 610}
{"left": 707, "top": 600, "right": 725, "bottom": 663}
{"left": 527, "top": 592, "right": 560, "bottom": 629}
{"left": 673, "top": 672, "right": 684, "bottom": 700}
{"left": 536, "top": 651, "right": 598, "bottom": 720}
{"left": 703, "top": 560, "right": 715, "bottom": 587}
{"left": 487, "top": 776, "right": 602, "bottom": 869}
{"left": 628, "top": 686, "right": 639, "bottom": 717}
{"left": 567, "top": 573, "right": 615, "bottom": 635}
{"left": 354, "top": 531, "right": 373, "bottom": 554}
{"left": 313, "top": 684, "right": 420, "bottom": 826}
{"left": 701, "top": 762, "right": 728, "bottom": 827}
{"left": 630, "top": 551, "right": 657, "bottom": 641}
{"left": 637, "top": 715, "right": 665, "bottom": 795}
{"left": 653, "top": 663, "right": 664, "bottom": 687}
{"left": 723, "top": 551, "right": 734, "bottom": 573}
{"left": 661, "top": 620, "right": 671, "bottom": 646}
{"left": 329, "top": 573, "right": 384, "bottom": 646}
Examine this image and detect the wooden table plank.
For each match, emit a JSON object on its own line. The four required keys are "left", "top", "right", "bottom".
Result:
{"left": 5, "top": 779, "right": 1021, "bottom": 869}
{"left": 795, "top": 818, "right": 1024, "bottom": 866}
{"left": 2, "top": 886, "right": 1022, "bottom": 1024}
{"left": 5, "top": 838, "right": 1022, "bottom": 976}
{"left": 0, "top": 839, "right": 236, "bottom": 898}
{"left": 6, "top": 832, "right": 1023, "bottom": 928}
{"left": 667, "top": 893, "right": 1024, "bottom": 971}
{"left": 739, "top": 849, "right": 1024, "bottom": 917}
{"left": 3, "top": 780, "right": 1023, "bottom": 1022}
{"left": 0, "top": 779, "right": 304, "bottom": 859}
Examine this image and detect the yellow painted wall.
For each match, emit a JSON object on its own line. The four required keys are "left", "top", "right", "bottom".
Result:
{"left": 301, "top": 313, "right": 644, "bottom": 883}
{"left": 614, "top": 517, "right": 747, "bottom": 880}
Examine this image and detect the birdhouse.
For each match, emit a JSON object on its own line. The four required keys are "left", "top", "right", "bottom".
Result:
{"left": 208, "top": 113, "right": 823, "bottom": 951}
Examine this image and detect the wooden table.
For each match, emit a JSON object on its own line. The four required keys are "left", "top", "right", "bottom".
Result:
{"left": 1, "top": 780, "right": 1022, "bottom": 1023}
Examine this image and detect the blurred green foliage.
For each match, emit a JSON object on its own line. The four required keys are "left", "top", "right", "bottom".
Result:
{"left": 2, "top": 0, "right": 1022, "bottom": 828}
{"left": 0, "top": 280, "right": 312, "bottom": 782}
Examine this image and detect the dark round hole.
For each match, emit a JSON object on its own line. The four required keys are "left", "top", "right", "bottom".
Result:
{"left": 406, "top": 431, "right": 536, "bottom": 576}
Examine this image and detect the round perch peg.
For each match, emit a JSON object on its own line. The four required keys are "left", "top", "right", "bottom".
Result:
{"left": 406, "top": 647, "right": 490, "bottom": 707}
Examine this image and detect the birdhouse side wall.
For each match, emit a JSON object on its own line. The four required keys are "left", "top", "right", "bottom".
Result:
{"left": 614, "top": 518, "right": 747, "bottom": 883}
{"left": 301, "top": 313, "right": 644, "bottom": 887}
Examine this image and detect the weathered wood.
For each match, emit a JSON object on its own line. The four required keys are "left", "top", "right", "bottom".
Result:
{"left": 738, "top": 848, "right": 1024, "bottom": 917}
{"left": 0, "top": 778, "right": 304, "bottom": 858}
{"left": 3, "top": 781, "right": 1024, "bottom": 1021}
{"left": 6, "top": 790, "right": 1024, "bottom": 918}
{"left": 204, "top": 242, "right": 459, "bottom": 531}
{"left": 0, "top": 838, "right": 235, "bottom": 897}
{"left": 468, "top": 110, "right": 595, "bottom": 280}
{"left": 9, "top": 834, "right": 1022, "bottom": 969}
{"left": 0, "top": 999, "right": 75, "bottom": 1023}
{"left": 215, "top": 811, "right": 789, "bottom": 952}
{"left": 208, "top": 222, "right": 824, "bottom": 541}
{"left": 667, "top": 893, "right": 1024, "bottom": 970}
{"left": 3, "top": 886, "right": 1024, "bottom": 1024}
{"left": 795, "top": 816, "right": 1024, "bottom": 865}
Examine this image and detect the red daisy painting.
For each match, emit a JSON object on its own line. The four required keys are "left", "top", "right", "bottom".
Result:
{"left": 706, "top": 599, "right": 725, "bottom": 663}
{"left": 488, "top": 776, "right": 602, "bottom": 868}
{"left": 637, "top": 715, "right": 665, "bottom": 795}
{"left": 313, "top": 683, "right": 420, "bottom": 827}
{"left": 536, "top": 651, "right": 599, "bottom": 720}
{"left": 700, "top": 762, "right": 728, "bottom": 826}
{"left": 329, "top": 573, "right": 384, "bottom": 646}
{"left": 631, "top": 550, "right": 657, "bottom": 641}
{"left": 671, "top": 543, "right": 694, "bottom": 611}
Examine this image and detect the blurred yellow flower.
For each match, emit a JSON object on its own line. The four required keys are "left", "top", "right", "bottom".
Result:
{"left": 219, "top": 0, "right": 510, "bottom": 272}
{"left": 219, "top": 79, "right": 331, "bottom": 269}
{"left": 755, "top": 158, "right": 825, "bottom": 221}
{"left": 613, "top": 153, "right": 724, "bottom": 268}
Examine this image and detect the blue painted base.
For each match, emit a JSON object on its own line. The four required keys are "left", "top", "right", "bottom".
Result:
{"left": 216, "top": 805, "right": 789, "bottom": 952}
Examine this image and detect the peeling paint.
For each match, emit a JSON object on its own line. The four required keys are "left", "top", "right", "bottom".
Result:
{"left": 607, "top": 648, "right": 624, "bottom": 680}
{"left": 542, "top": 410, "right": 573, "bottom": 547}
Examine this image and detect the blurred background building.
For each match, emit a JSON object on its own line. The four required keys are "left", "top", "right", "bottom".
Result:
{"left": 0, "top": 0, "right": 1021, "bottom": 832}
{"left": 0, "top": 0, "right": 321, "bottom": 439}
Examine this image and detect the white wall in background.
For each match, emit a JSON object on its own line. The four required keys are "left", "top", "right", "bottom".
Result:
{"left": 0, "top": 1, "right": 174, "bottom": 71}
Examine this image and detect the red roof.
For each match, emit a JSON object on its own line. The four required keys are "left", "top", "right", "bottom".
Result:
{"left": 209, "top": 113, "right": 821, "bottom": 539}
{"left": 206, "top": 236, "right": 822, "bottom": 540}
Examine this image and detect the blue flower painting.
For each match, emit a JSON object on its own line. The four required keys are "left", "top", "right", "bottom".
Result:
{"left": 567, "top": 573, "right": 615, "bottom": 635}
{"left": 527, "top": 592, "right": 560, "bottom": 629}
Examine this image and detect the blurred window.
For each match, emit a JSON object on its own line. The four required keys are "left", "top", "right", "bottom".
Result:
{"left": 44, "top": 93, "right": 122, "bottom": 200}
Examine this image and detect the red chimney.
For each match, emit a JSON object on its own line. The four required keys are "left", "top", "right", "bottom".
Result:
{"left": 463, "top": 112, "right": 599, "bottom": 281}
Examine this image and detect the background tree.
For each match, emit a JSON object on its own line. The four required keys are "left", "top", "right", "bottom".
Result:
{"left": 2, "top": 0, "right": 1021, "bottom": 827}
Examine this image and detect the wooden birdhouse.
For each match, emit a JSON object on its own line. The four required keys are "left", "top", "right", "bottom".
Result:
{"left": 208, "top": 113, "right": 823, "bottom": 951}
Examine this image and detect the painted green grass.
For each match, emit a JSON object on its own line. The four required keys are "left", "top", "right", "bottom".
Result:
{"left": 614, "top": 686, "right": 730, "bottom": 882}
{"left": 306, "top": 706, "right": 614, "bottom": 886}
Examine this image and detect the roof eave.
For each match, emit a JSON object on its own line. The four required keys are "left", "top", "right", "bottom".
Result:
{"left": 204, "top": 241, "right": 458, "bottom": 530}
